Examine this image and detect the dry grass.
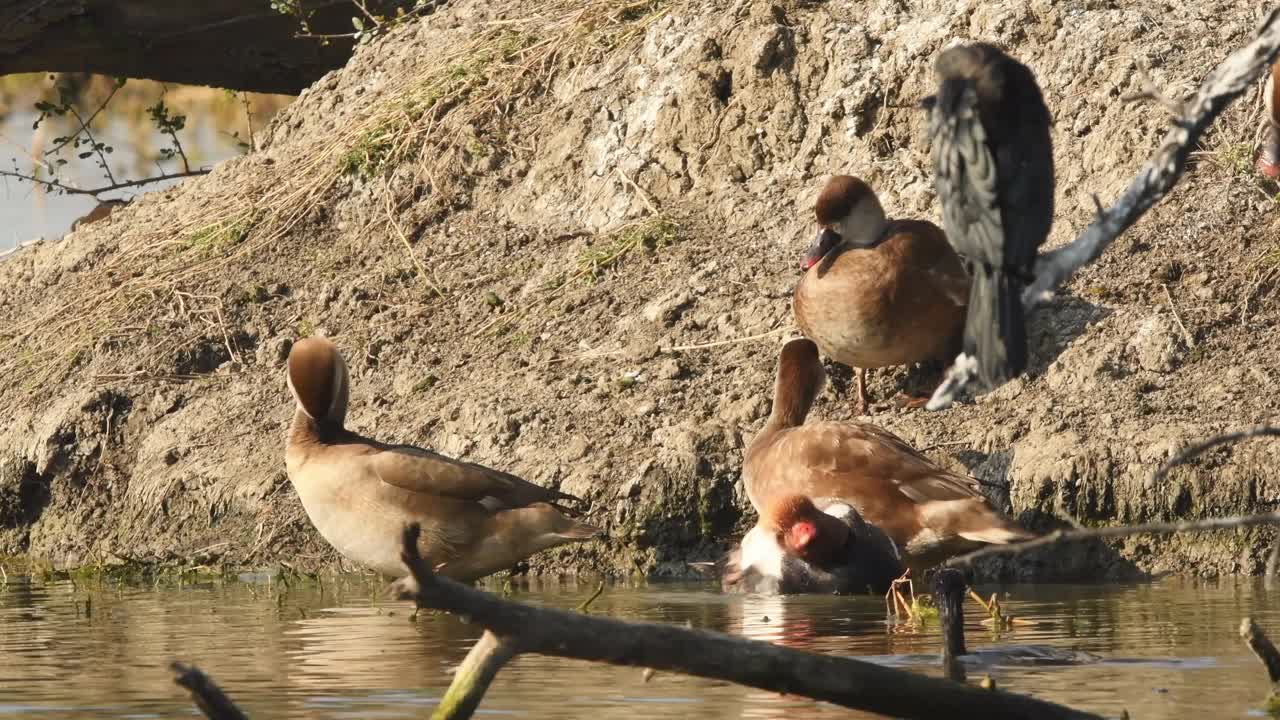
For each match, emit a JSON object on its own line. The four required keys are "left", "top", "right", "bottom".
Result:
{"left": 0, "top": 0, "right": 675, "bottom": 396}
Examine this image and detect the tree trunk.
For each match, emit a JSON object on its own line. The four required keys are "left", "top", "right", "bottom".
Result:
{"left": 0, "top": 1, "right": 417, "bottom": 95}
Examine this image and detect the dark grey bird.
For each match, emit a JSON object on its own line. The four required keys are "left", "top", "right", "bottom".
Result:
{"left": 924, "top": 43, "right": 1055, "bottom": 388}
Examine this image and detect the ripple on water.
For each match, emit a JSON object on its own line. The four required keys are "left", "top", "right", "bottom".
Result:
{"left": 0, "top": 576, "right": 1277, "bottom": 718}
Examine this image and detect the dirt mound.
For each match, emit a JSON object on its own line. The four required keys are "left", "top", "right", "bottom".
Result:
{"left": 2, "top": 0, "right": 1279, "bottom": 579}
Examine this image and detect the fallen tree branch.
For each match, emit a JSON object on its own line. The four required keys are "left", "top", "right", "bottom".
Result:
{"left": 171, "top": 661, "right": 248, "bottom": 720}
{"left": 1240, "top": 618, "right": 1280, "bottom": 687}
{"left": 1152, "top": 425, "right": 1280, "bottom": 482}
{"left": 928, "top": 8, "right": 1280, "bottom": 410}
{"left": 947, "top": 510, "right": 1280, "bottom": 567}
{"left": 394, "top": 524, "right": 1101, "bottom": 720}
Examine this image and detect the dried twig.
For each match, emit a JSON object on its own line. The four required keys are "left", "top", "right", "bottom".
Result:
{"left": 382, "top": 184, "right": 445, "bottom": 298}
{"left": 171, "top": 661, "right": 248, "bottom": 720}
{"left": 1152, "top": 425, "right": 1280, "bottom": 482}
{"left": 394, "top": 524, "right": 1099, "bottom": 720}
{"left": 928, "top": 9, "right": 1280, "bottom": 410}
{"left": 1161, "top": 284, "right": 1196, "bottom": 348}
{"left": 1121, "top": 61, "right": 1186, "bottom": 116}
{"left": 614, "top": 166, "right": 660, "bottom": 215}
{"left": 948, "top": 510, "right": 1280, "bottom": 567}
{"left": 664, "top": 327, "right": 787, "bottom": 352}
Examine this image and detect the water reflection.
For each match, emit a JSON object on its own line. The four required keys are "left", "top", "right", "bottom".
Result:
{"left": 0, "top": 576, "right": 1276, "bottom": 718}
{"left": 0, "top": 74, "right": 293, "bottom": 248}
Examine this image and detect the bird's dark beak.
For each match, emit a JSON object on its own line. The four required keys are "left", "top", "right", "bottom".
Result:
{"left": 919, "top": 94, "right": 937, "bottom": 111}
{"left": 801, "top": 227, "right": 839, "bottom": 270}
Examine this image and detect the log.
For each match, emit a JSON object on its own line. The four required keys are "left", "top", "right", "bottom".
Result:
{"left": 394, "top": 523, "right": 1102, "bottom": 720}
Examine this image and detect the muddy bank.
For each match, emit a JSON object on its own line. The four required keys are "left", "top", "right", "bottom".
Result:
{"left": 2, "top": 0, "right": 1279, "bottom": 580}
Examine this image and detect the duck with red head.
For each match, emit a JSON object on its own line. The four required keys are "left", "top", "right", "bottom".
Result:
{"left": 284, "top": 336, "right": 600, "bottom": 584}
{"left": 1260, "top": 63, "right": 1280, "bottom": 179}
{"left": 723, "top": 495, "right": 903, "bottom": 595}
{"left": 744, "top": 338, "right": 1034, "bottom": 574}
{"left": 794, "top": 175, "right": 969, "bottom": 414}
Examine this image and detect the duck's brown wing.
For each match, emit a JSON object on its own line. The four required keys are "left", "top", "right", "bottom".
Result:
{"left": 366, "top": 442, "right": 580, "bottom": 513}
{"left": 772, "top": 421, "right": 981, "bottom": 504}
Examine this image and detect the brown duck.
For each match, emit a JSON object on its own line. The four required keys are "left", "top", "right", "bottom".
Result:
{"left": 744, "top": 338, "right": 1033, "bottom": 572}
{"left": 794, "top": 175, "right": 969, "bottom": 414}
{"left": 284, "top": 336, "right": 599, "bottom": 582}
{"left": 1260, "top": 62, "right": 1280, "bottom": 179}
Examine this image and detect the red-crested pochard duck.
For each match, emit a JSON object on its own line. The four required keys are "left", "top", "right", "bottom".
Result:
{"left": 284, "top": 336, "right": 599, "bottom": 583}
{"left": 744, "top": 338, "right": 1033, "bottom": 572}
{"left": 1259, "top": 62, "right": 1280, "bottom": 178}
{"left": 723, "top": 494, "right": 902, "bottom": 595}
{"left": 793, "top": 175, "right": 969, "bottom": 414}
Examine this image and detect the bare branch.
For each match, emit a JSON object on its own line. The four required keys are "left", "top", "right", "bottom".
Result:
{"left": 1241, "top": 618, "right": 1280, "bottom": 686}
{"left": 928, "top": 8, "right": 1280, "bottom": 410}
{"left": 1027, "top": 8, "right": 1280, "bottom": 303}
{"left": 0, "top": 168, "right": 210, "bottom": 198}
{"left": 170, "top": 661, "right": 248, "bottom": 720}
{"left": 395, "top": 524, "right": 1100, "bottom": 720}
{"left": 1121, "top": 61, "right": 1186, "bottom": 117}
{"left": 947, "top": 510, "right": 1280, "bottom": 567}
{"left": 1152, "top": 425, "right": 1280, "bottom": 482}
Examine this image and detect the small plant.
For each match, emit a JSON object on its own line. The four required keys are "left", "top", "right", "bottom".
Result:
{"left": 338, "top": 127, "right": 395, "bottom": 178}
{"left": 185, "top": 213, "right": 256, "bottom": 254}
{"left": 576, "top": 216, "right": 681, "bottom": 283}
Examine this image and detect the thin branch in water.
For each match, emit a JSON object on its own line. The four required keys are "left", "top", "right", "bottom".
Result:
{"left": 928, "top": 8, "right": 1280, "bottom": 410}
{"left": 170, "top": 661, "right": 248, "bottom": 720}
{"left": 947, "top": 510, "right": 1280, "bottom": 567}
{"left": 575, "top": 582, "right": 605, "bottom": 613}
{"left": 394, "top": 523, "right": 1099, "bottom": 720}
{"left": 1152, "top": 425, "right": 1280, "bottom": 482}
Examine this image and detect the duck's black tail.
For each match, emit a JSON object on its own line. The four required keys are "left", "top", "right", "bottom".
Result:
{"left": 965, "top": 265, "right": 1027, "bottom": 388}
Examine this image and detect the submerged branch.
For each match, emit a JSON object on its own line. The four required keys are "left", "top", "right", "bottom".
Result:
{"left": 928, "top": 8, "right": 1280, "bottom": 410}
{"left": 395, "top": 523, "right": 1100, "bottom": 720}
{"left": 1241, "top": 618, "right": 1280, "bottom": 687}
{"left": 171, "top": 661, "right": 248, "bottom": 720}
{"left": 432, "top": 631, "right": 519, "bottom": 720}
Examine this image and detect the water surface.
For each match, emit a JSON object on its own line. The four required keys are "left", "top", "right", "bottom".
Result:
{"left": 0, "top": 575, "right": 1275, "bottom": 718}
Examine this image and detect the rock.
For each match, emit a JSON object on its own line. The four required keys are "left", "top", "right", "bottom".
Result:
{"left": 257, "top": 337, "right": 293, "bottom": 368}
{"left": 1127, "top": 314, "right": 1183, "bottom": 373}
{"left": 641, "top": 290, "right": 692, "bottom": 325}
{"left": 656, "top": 358, "right": 683, "bottom": 380}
